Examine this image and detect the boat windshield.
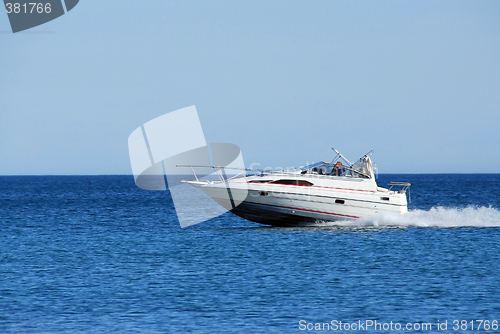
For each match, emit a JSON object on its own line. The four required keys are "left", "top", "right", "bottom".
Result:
{"left": 244, "top": 150, "right": 375, "bottom": 179}
{"left": 351, "top": 158, "right": 372, "bottom": 178}
{"left": 300, "top": 152, "right": 375, "bottom": 179}
{"left": 301, "top": 162, "right": 371, "bottom": 178}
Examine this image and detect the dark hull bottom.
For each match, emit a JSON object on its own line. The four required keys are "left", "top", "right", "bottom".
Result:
{"left": 228, "top": 201, "right": 350, "bottom": 227}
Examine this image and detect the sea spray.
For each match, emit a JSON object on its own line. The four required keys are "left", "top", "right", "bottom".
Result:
{"left": 312, "top": 206, "right": 500, "bottom": 228}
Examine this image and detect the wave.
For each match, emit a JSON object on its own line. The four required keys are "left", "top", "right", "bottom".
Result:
{"left": 312, "top": 206, "right": 500, "bottom": 228}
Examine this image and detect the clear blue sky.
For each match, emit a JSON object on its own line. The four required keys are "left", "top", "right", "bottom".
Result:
{"left": 1, "top": 1, "right": 499, "bottom": 174}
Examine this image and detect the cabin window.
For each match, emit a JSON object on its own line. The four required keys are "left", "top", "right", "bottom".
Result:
{"left": 381, "top": 197, "right": 390, "bottom": 201}
{"left": 270, "top": 179, "right": 314, "bottom": 186}
{"left": 249, "top": 180, "right": 271, "bottom": 183}
{"left": 335, "top": 199, "right": 345, "bottom": 204}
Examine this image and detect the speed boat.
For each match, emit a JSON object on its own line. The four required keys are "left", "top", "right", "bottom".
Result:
{"left": 182, "top": 149, "right": 410, "bottom": 226}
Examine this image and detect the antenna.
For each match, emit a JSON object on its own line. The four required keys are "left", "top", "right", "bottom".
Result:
{"left": 331, "top": 148, "right": 352, "bottom": 166}
{"left": 361, "top": 150, "right": 374, "bottom": 159}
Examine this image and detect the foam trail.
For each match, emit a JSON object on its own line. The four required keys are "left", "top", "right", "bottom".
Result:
{"left": 311, "top": 206, "right": 500, "bottom": 228}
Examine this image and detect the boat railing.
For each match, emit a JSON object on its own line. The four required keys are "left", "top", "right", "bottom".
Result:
{"left": 177, "top": 163, "right": 372, "bottom": 183}
{"left": 388, "top": 182, "right": 411, "bottom": 202}
{"left": 176, "top": 165, "right": 251, "bottom": 183}
{"left": 177, "top": 164, "right": 335, "bottom": 183}
{"left": 388, "top": 182, "right": 411, "bottom": 193}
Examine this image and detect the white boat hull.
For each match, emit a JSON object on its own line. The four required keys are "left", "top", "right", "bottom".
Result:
{"left": 193, "top": 175, "right": 408, "bottom": 226}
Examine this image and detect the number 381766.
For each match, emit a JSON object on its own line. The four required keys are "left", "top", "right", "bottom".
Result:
{"left": 5, "top": 3, "right": 52, "bottom": 14}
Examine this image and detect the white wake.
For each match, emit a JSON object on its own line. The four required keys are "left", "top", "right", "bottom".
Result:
{"left": 312, "top": 206, "right": 500, "bottom": 228}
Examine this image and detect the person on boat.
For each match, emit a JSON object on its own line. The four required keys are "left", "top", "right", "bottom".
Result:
{"left": 319, "top": 168, "right": 325, "bottom": 175}
{"left": 332, "top": 161, "right": 344, "bottom": 176}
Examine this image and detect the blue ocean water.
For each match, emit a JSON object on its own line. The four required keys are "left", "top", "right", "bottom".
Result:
{"left": 0, "top": 174, "right": 499, "bottom": 333}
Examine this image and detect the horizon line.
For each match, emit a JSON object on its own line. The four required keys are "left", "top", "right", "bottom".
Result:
{"left": 1, "top": 173, "right": 500, "bottom": 176}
